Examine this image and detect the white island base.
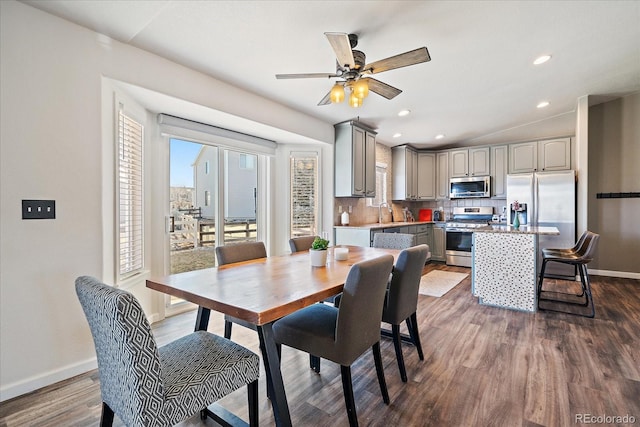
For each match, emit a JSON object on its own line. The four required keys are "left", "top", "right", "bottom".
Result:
{"left": 472, "top": 226, "right": 559, "bottom": 312}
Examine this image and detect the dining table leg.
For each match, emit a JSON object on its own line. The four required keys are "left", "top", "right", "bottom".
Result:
{"left": 257, "top": 323, "right": 292, "bottom": 427}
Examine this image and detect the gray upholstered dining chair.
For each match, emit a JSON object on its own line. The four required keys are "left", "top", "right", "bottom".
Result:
{"left": 216, "top": 241, "right": 268, "bottom": 339}
{"left": 75, "top": 276, "right": 259, "bottom": 427}
{"left": 288, "top": 235, "right": 318, "bottom": 253}
{"left": 381, "top": 244, "right": 430, "bottom": 382}
{"left": 537, "top": 231, "right": 600, "bottom": 318}
{"left": 372, "top": 232, "right": 416, "bottom": 250}
{"left": 272, "top": 255, "right": 395, "bottom": 427}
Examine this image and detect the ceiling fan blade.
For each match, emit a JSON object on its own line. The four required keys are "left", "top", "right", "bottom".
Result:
{"left": 276, "top": 73, "right": 338, "bottom": 79}
{"left": 317, "top": 91, "right": 332, "bottom": 106}
{"left": 325, "top": 32, "right": 355, "bottom": 68}
{"left": 363, "top": 77, "right": 402, "bottom": 100}
{"left": 364, "top": 47, "right": 431, "bottom": 74}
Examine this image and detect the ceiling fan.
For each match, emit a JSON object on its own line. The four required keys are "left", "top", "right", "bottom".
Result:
{"left": 276, "top": 32, "right": 431, "bottom": 107}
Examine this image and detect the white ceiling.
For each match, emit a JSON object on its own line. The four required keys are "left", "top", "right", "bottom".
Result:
{"left": 22, "top": 0, "right": 640, "bottom": 148}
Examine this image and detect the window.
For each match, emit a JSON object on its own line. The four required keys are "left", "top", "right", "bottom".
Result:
{"left": 205, "top": 160, "right": 210, "bottom": 174}
{"left": 117, "top": 110, "right": 144, "bottom": 278}
{"left": 368, "top": 163, "right": 388, "bottom": 207}
{"left": 290, "top": 152, "right": 318, "bottom": 237}
{"left": 204, "top": 190, "right": 211, "bottom": 207}
{"left": 239, "top": 153, "right": 255, "bottom": 169}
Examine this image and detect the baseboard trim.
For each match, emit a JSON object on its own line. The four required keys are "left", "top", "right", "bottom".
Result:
{"left": 0, "top": 358, "right": 97, "bottom": 402}
{"left": 589, "top": 269, "right": 640, "bottom": 280}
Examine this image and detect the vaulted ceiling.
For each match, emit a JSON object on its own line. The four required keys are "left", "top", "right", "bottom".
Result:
{"left": 22, "top": 0, "right": 640, "bottom": 148}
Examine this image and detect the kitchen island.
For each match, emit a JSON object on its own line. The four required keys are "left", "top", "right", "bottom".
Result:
{"left": 472, "top": 225, "right": 559, "bottom": 312}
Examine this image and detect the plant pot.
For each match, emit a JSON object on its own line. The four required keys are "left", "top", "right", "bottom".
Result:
{"left": 310, "top": 249, "right": 327, "bottom": 267}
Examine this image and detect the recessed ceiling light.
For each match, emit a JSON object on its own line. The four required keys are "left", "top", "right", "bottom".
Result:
{"left": 393, "top": 133, "right": 402, "bottom": 138}
{"left": 537, "top": 101, "right": 550, "bottom": 108}
{"left": 435, "top": 134, "right": 445, "bottom": 140}
{"left": 533, "top": 55, "right": 551, "bottom": 65}
{"left": 398, "top": 109, "right": 411, "bottom": 117}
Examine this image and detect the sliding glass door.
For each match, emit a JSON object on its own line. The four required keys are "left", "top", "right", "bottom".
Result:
{"left": 166, "top": 139, "right": 263, "bottom": 312}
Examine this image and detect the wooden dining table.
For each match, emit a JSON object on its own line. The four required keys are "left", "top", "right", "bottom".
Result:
{"left": 146, "top": 245, "right": 400, "bottom": 427}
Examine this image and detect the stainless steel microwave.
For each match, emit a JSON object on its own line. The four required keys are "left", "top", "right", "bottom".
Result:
{"left": 449, "top": 176, "right": 491, "bottom": 199}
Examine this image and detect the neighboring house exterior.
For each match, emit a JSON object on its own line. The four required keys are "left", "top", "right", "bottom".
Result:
{"left": 193, "top": 146, "right": 257, "bottom": 220}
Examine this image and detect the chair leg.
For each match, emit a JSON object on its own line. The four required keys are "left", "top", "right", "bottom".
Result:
{"left": 407, "top": 312, "right": 424, "bottom": 361}
{"left": 372, "top": 342, "right": 390, "bottom": 404}
{"left": 224, "top": 319, "right": 233, "bottom": 339}
{"left": 100, "top": 402, "right": 114, "bottom": 427}
{"left": 309, "top": 354, "right": 321, "bottom": 373}
{"left": 391, "top": 324, "right": 407, "bottom": 382}
{"left": 248, "top": 379, "right": 259, "bottom": 427}
{"left": 340, "top": 365, "right": 359, "bottom": 427}
{"left": 537, "top": 259, "right": 548, "bottom": 301}
{"left": 581, "top": 264, "right": 595, "bottom": 318}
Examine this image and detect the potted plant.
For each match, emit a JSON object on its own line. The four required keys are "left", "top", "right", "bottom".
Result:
{"left": 309, "top": 236, "right": 330, "bottom": 267}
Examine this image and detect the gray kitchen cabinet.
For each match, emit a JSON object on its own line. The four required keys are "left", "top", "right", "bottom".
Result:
{"left": 490, "top": 145, "right": 508, "bottom": 198}
{"left": 392, "top": 146, "right": 417, "bottom": 200}
{"left": 415, "top": 224, "right": 432, "bottom": 249}
{"left": 436, "top": 151, "right": 449, "bottom": 200}
{"left": 539, "top": 138, "right": 571, "bottom": 171}
{"left": 394, "top": 147, "right": 436, "bottom": 201}
{"left": 509, "top": 138, "right": 570, "bottom": 174}
{"left": 417, "top": 152, "right": 436, "bottom": 200}
{"left": 450, "top": 147, "right": 490, "bottom": 177}
{"left": 431, "top": 224, "right": 446, "bottom": 261}
{"left": 334, "top": 121, "right": 377, "bottom": 197}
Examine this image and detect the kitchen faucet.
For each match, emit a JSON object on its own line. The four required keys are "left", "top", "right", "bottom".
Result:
{"left": 378, "top": 202, "right": 390, "bottom": 223}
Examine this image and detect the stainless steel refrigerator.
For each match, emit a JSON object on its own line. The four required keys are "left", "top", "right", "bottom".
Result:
{"left": 506, "top": 170, "right": 576, "bottom": 279}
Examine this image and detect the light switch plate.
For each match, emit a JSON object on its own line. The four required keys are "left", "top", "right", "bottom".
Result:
{"left": 22, "top": 200, "right": 56, "bottom": 219}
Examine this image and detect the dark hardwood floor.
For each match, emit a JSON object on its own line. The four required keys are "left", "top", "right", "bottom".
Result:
{"left": 1, "top": 264, "right": 638, "bottom": 426}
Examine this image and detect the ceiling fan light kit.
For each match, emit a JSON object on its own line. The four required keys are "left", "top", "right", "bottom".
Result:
{"left": 276, "top": 32, "right": 430, "bottom": 108}
{"left": 330, "top": 83, "right": 345, "bottom": 103}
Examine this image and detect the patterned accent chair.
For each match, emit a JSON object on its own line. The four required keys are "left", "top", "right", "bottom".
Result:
{"left": 273, "top": 255, "right": 395, "bottom": 427}
{"left": 75, "top": 276, "right": 260, "bottom": 427}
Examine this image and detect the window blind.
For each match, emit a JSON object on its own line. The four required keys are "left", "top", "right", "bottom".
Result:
{"left": 118, "top": 110, "right": 144, "bottom": 277}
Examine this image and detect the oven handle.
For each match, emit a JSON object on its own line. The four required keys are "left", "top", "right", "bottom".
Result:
{"left": 445, "top": 228, "right": 473, "bottom": 232}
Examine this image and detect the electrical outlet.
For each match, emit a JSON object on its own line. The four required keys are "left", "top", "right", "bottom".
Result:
{"left": 22, "top": 200, "right": 56, "bottom": 219}
{"left": 348, "top": 205, "right": 352, "bottom": 213}
{"left": 338, "top": 205, "right": 343, "bottom": 213}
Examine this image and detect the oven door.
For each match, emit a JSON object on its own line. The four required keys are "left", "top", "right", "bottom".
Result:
{"left": 445, "top": 229, "right": 473, "bottom": 267}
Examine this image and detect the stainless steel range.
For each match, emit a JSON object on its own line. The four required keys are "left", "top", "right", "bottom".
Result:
{"left": 445, "top": 207, "right": 493, "bottom": 267}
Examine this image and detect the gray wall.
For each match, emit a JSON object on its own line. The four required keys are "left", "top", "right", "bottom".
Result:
{"left": 588, "top": 92, "right": 640, "bottom": 273}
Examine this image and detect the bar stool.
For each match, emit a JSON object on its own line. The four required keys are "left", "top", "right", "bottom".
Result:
{"left": 537, "top": 231, "right": 600, "bottom": 318}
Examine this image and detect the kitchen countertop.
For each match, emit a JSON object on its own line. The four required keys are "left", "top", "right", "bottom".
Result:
{"left": 475, "top": 225, "right": 559, "bottom": 235}
{"left": 334, "top": 221, "right": 444, "bottom": 230}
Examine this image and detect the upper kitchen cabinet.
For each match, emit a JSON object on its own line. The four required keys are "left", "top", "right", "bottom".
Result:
{"left": 449, "top": 147, "right": 490, "bottom": 177}
{"left": 392, "top": 146, "right": 417, "bottom": 200}
{"left": 436, "top": 151, "right": 449, "bottom": 200}
{"left": 490, "top": 145, "right": 508, "bottom": 198}
{"left": 509, "top": 138, "right": 571, "bottom": 174}
{"left": 335, "top": 121, "right": 377, "bottom": 197}
{"left": 393, "top": 147, "right": 436, "bottom": 200}
{"left": 417, "top": 152, "right": 436, "bottom": 200}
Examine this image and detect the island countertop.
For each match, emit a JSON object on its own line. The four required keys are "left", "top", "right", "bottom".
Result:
{"left": 475, "top": 225, "right": 559, "bottom": 235}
